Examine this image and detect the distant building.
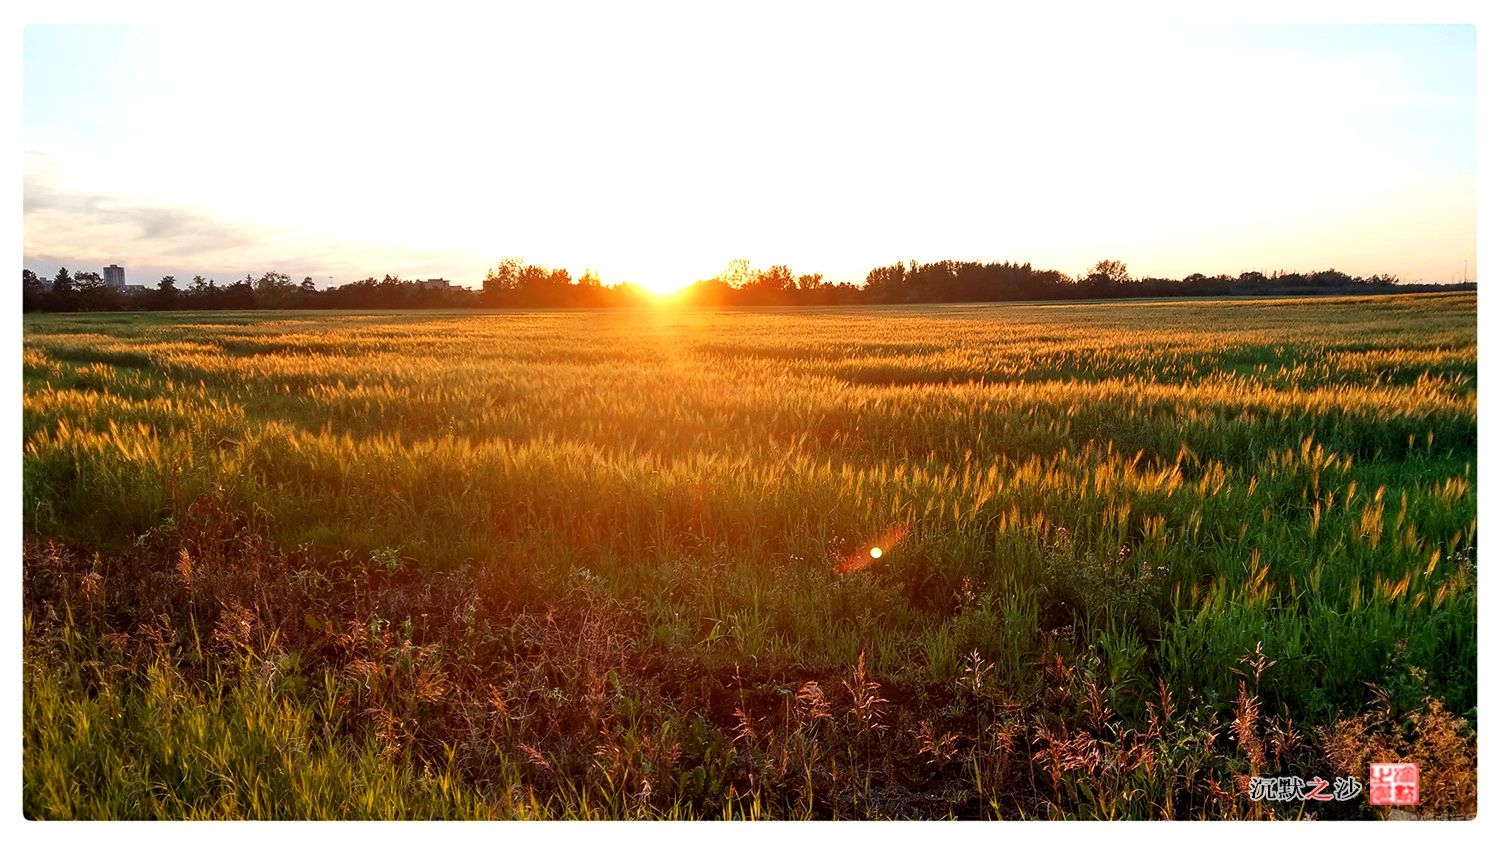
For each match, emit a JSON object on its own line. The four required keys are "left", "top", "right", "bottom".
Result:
{"left": 420, "top": 278, "right": 451, "bottom": 290}
{"left": 103, "top": 265, "right": 126, "bottom": 290}
{"left": 124, "top": 284, "right": 149, "bottom": 293}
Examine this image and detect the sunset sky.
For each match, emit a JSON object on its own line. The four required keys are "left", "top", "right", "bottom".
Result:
{"left": 20, "top": 5, "right": 1480, "bottom": 292}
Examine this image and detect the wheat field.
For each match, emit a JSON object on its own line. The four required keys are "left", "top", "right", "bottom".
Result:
{"left": 21, "top": 293, "right": 1476, "bottom": 819}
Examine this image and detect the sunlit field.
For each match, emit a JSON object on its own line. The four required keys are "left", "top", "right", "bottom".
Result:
{"left": 21, "top": 293, "right": 1476, "bottom": 819}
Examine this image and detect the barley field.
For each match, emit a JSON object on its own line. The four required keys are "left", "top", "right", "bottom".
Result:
{"left": 21, "top": 293, "right": 1477, "bottom": 819}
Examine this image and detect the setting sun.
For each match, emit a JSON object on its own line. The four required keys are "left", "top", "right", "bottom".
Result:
{"left": 637, "top": 276, "right": 696, "bottom": 297}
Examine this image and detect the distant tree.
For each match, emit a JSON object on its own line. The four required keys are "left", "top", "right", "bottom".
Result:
{"left": 680, "top": 277, "right": 734, "bottom": 306}
{"left": 719, "top": 259, "right": 752, "bottom": 289}
{"left": 518, "top": 265, "right": 569, "bottom": 305}
{"left": 222, "top": 277, "right": 257, "bottom": 308}
{"left": 1087, "top": 260, "right": 1131, "bottom": 285}
{"left": 863, "top": 263, "right": 905, "bottom": 302}
{"left": 1079, "top": 260, "right": 1131, "bottom": 298}
{"left": 739, "top": 265, "right": 790, "bottom": 304}
{"left": 74, "top": 271, "right": 120, "bottom": 311}
{"left": 254, "top": 271, "right": 296, "bottom": 308}
{"left": 374, "top": 275, "right": 408, "bottom": 308}
{"left": 1308, "top": 268, "right": 1354, "bottom": 288}
{"left": 23, "top": 269, "right": 45, "bottom": 311}
{"left": 297, "top": 276, "right": 319, "bottom": 308}
{"left": 478, "top": 258, "right": 583, "bottom": 306}
{"left": 38, "top": 267, "right": 78, "bottom": 311}
{"left": 754, "top": 265, "right": 794, "bottom": 291}
{"left": 481, "top": 257, "right": 526, "bottom": 304}
{"left": 517, "top": 264, "right": 553, "bottom": 289}
{"left": 153, "top": 275, "right": 180, "bottom": 310}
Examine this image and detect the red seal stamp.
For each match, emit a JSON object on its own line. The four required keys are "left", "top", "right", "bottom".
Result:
{"left": 1369, "top": 762, "right": 1419, "bottom": 806}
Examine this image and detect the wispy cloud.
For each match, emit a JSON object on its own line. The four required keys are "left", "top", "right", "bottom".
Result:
{"left": 22, "top": 160, "right": 494, "bottom": 285}
{"left": 25, "top": 160, "right": 266, "bottom": 262}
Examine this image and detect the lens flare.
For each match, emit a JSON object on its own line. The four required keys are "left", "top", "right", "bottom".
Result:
{"left": 834, "top": 523, "right": 909, "bottom": 574}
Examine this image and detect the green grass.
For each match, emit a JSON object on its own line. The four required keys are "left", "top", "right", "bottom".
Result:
{"left": 21, "top": 293, "right": 1477, "bottom": 819}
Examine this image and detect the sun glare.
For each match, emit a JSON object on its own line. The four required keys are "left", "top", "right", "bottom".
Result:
{"left": 639, "top": 277, "right": 695, "bottom": 297}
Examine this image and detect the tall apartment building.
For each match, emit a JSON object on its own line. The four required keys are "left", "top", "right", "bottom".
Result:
{"left": 103, "top": 265, "right": 126, "bottom": 290}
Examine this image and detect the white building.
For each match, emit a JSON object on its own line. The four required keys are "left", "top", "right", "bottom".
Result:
{"left": 103, "top": 264, "right": 126, "bottom": 290}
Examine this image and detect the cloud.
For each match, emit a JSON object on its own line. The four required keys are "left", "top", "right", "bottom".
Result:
{"left": 22, "top": 165, "right": 496, "bottom": 285}
{"left": 24, "top": 171, "right": 263, "bottom": 260}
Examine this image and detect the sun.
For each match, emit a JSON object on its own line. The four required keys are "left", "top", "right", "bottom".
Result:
{"left": 635, "top": 275, "right": 696, "bottom": 297}
{"left": 599, "top": 255, "right": 709, "bottom": 297}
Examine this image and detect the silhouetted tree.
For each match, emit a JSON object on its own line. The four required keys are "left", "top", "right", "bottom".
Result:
{"left": 1080, "top": 259, "right": 1130, "bottom": 297}
{"left": 222, "top": 277, "right": 257, "bottom": 308}
{"left": 1088, "top": 260, "right": 1131, "bottom": 285}
{"left": 481, "top": 257, "right": 525, "bottom": 305}
{"left": 254, "top": 271, "right": 296, "bottom": 308}
{"left": 795, "top": 272, "right": 824, "bottom": 291}
{"left": 19, "top": 255, "right": 1443, "bottom": 314}
{"left": 863, "top": 263, "right": 906, "bottom": 303}
{"left": 74, "top": 271, "right": 122, "bottom": 310}
{"left": 741, "top": 265, "right": 794, "bottom": 303}
{"left": 679, "top": 277, "right": 734, "bottom": 306}
{"left": 148, "top": 275, "right": 179, "bottom": 310}
{"left": 23, "top": 269, "right": 45, "bottom": 311}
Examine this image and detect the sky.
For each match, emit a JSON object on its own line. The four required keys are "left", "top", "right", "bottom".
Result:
{"left": 19, "top": 4, "right": 1481, "bottom": 293}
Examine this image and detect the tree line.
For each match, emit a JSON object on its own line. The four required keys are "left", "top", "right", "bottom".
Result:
{"left": 21, "top": 259, "right": 1470, "bottom": 313}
